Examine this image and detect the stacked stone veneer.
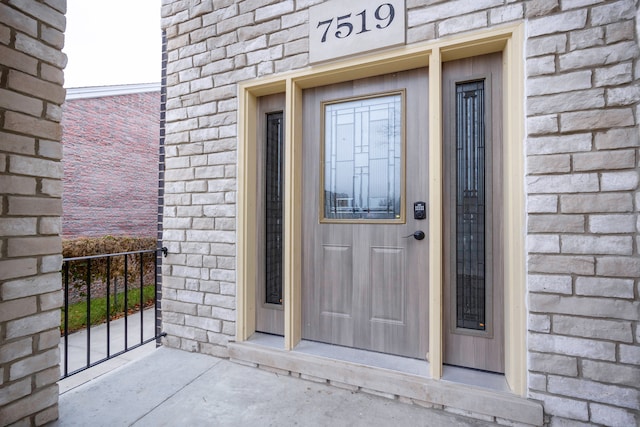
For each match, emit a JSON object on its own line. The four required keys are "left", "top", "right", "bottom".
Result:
{"left": 0, "top": 0, "right": 66, "bottom": 425}
{"left": 525, "top": 1, "right": 639, "bottom": 425}
{"left": 161, "top": 0, "right": 639, "bottom": 425}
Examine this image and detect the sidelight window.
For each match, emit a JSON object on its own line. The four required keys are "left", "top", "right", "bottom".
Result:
{"left": 455, "top": 80, "right": 487, "bottom": 331}
{"left": 265, "top": 112, "right": 284, "bottom": 305}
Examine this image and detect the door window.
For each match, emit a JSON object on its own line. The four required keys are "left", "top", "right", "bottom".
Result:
{"left": 322, "top": 93, "right": 404, "bottom": 222}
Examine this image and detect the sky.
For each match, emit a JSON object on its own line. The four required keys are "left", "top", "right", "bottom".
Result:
{"left": 63, "top": 0, "right": 162, "bottom": 88}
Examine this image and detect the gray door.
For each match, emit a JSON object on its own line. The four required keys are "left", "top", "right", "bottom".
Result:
{"left": 442, "top": 53, "right": 505, "bottom": 373}
{"left": 301, "top": 69, "right": 429, "bottom": 359}
{"left": 256, "top": 94, "right": 285, "bottom": 336}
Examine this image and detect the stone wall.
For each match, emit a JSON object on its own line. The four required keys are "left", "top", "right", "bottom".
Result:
{"left": 525, "top": 1, "right": 639, "bottom": 425}
{"left": 0, "top": 0, "right": 67, "bottom": 425}
{"left": 160, "top": 0, "right": 639, "bottom": 425}
{"left": 61, "top": 90, "right": 160, "bottom": 239}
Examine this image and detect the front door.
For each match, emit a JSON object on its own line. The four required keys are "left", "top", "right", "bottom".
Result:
{"left": 301, "top": 69, "right": 429, "bottom": 359}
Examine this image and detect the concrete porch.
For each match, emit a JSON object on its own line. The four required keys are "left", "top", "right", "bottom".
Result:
{"left": 50, "top": 346, "right": 503, "bottom": 426}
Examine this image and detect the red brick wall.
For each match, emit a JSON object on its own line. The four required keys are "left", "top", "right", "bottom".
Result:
{"left": 61, "top": 91, "right": 160, "bottom": 238}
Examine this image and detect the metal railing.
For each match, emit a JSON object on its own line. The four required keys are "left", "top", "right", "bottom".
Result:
{"left": 60, "top": 247, "right": 167, "bottom": 379}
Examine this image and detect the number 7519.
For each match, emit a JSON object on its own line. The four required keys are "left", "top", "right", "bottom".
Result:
{"left": 317, "top": 3, "right": 396, "bottom": 43}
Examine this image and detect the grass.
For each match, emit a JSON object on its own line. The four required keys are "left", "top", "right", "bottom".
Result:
{"left": 60, "top": 285, "right": 156, "bottom": 335}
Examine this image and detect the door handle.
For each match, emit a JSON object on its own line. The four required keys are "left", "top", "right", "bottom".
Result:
{"left": 404, "top": 230, "right": 425, "bottom": 240}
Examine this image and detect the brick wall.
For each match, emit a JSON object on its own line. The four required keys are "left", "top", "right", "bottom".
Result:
{"left": 0, "top": 0, "right": 67, "bottom": 424}
{"left": 61, "top": 90, "right": 160, "bottom": 239}
{"left": 161, "top": 1, "right": 639, "bottom": 425}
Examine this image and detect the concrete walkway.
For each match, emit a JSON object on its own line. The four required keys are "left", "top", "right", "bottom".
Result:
{"left": 52, "top": 346, "right": 497, "bottom": 426}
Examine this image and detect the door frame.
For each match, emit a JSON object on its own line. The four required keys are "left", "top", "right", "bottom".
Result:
{"left": 237, "top": 24, "right": 526, "bottom": 394}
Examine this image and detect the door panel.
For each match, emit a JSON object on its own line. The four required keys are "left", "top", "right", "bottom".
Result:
{"left": 302, "top": 68, "right": 429, "bottom": 359}
{"left": 320, "top": 245, "right": 353, "bottom": 316}
{"left": 370, "top": 246, "right": 405, "bottom": 323}
{"left": 443, "top": 53, "right": 504, "bottom": 373}
{"left": 256, "top": 93, "right": 285, "bottom": 336}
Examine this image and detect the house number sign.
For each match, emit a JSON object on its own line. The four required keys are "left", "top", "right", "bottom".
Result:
{"left": 309, "top": 0, "right": 406, "bottom": 63}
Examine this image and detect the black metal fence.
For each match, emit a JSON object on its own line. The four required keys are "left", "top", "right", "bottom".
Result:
{"left": 60, "top": 247, "right": 167, "bottom": 379}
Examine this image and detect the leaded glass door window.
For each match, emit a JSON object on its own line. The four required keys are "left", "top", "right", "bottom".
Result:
{"left": 322, "top": 93, "right": 404, "bottom": 222}
{"left": 455, "top": 81, "right": 486, "bottom": 331}
{"left": 265, "top": 112, "right": 284, "bottom": 306}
